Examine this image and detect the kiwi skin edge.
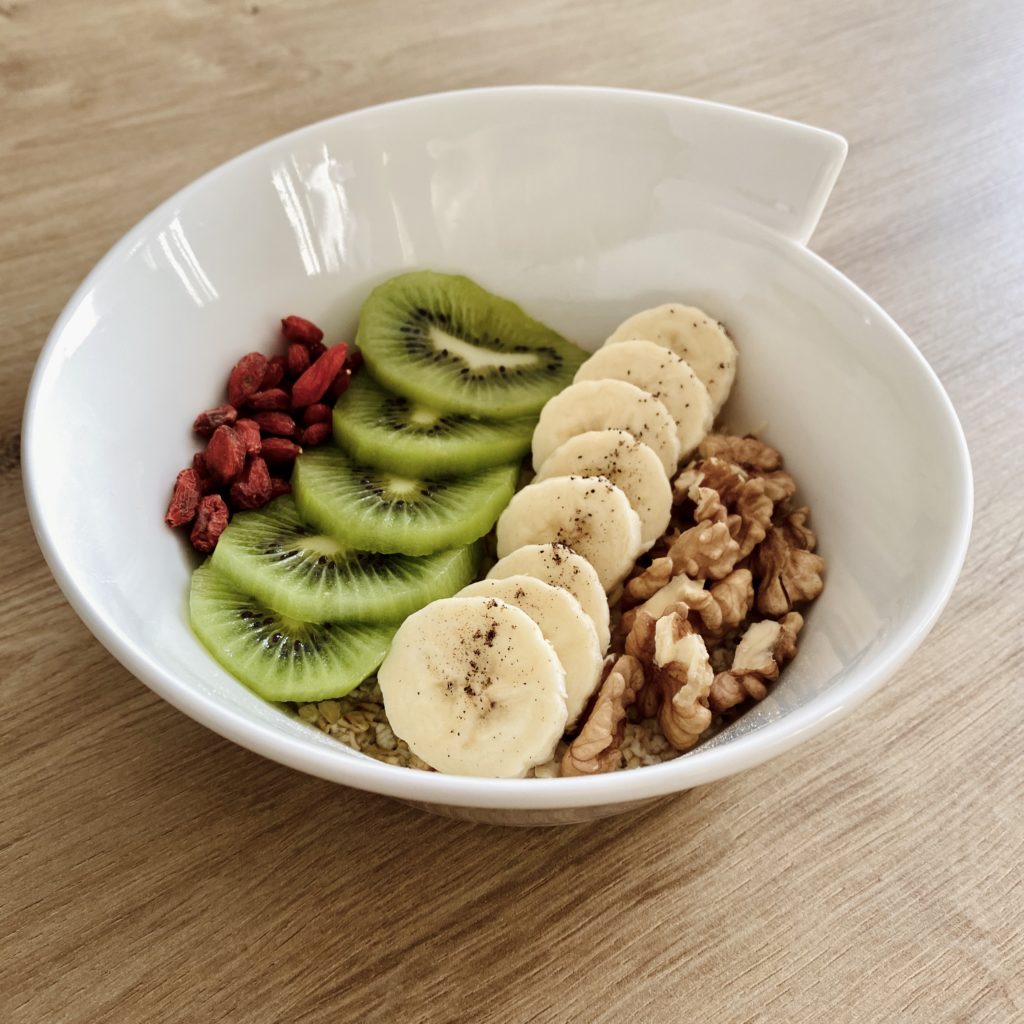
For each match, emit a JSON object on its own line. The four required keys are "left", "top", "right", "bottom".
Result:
{"left": 189, "top": 561, "right": 399, "bottom": 704}
{"left": 355, "top": 270, "right": 587, "bottom": 419}
{"left": 211, "top": 496, "right": 485, "bottom": 624}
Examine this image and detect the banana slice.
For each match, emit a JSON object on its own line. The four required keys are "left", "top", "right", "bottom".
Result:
{"left": 487, "top": 543, "right": 611, "bottom": 653}
{"left": 531, "top": 379, "right": 680, "bottom": 475}
{"left": 377, "top": 596, "right": 567, "bottom": 777}
{"left": 534, "top": 429, "right": 671, "bottom": 553}
{"left": 496, "top": 475, "right": 643, "bottom": 592}
{"left": 459, "top": 576, "right": 603, "bottom": 727}
{"left": 605, "top": 303, "right": 738, "bottom": 415}
{"left": 573, "top": 339, "right": 713, "bottom": 459}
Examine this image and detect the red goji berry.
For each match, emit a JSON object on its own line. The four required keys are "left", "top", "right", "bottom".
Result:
{"left": 234, "top": 418, "right": 262, "bottom": 455}
{"left": 205, "top": 425, "right": 246, "bottom": 484}
{"left": 300, "top": 422, "right": 332, "bottom": 447}
{"left": 260, "top": 437, "right": 303, "bottom": 463}
{"left": 253, "top": 411, "right": 296, "bottom": 436}
{"left": 292, "top": 343, "right": 349, "bottom": 408}
{"left": 165, "top": 468, "right": 203, "bottom": 527}
{"left": 226, "top": 352, "right": 268, "bottom": 408}
{"left": 326, "top": 368, "right": 353, "bottom": 402}
{"left": 306, "top": 339, "right": 327, "bottom": 361}
{"left": 246, "top": 388, "right": 291, "bottom": 412}
{"left": 269, "top": 477, "right": 293, "bottom": 498}
{"left": 229, "top": 456, "right": 273, "bottom": 511}
{"left": 286, "top": 342, "right": 310, "bottom": 377}
{"left": 190, "top": 494, "right": 230, "bottom": 553}
{"left": 262, "top": 355, "right": 286, "bottom": 390}
{"left": 302, "top": 402, "right": 332, "bottom": 426}
{"left": 192, "top": 403, "right": 238, "bottom": 437}
{"left": 281, "top": 315, "right": 324, "bottom": 346}
{"left": 192, "top": 452, "right": 212, "bottom": 490}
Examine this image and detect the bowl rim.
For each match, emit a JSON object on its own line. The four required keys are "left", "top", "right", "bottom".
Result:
{"left": 22, "top": 85, "right": 973, "bottom": 810}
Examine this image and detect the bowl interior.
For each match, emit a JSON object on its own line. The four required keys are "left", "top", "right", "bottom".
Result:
{"left": 24, "top": 90, "right": 970, "bottom": 810}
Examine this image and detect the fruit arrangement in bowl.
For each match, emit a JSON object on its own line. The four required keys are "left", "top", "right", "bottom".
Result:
{"left": 24, "top": 87, "right": 971, "bottom": 823}
{"left": 179, "top": 272, "right": 583, "bottom": 702}
{"left": 171, "top": 269, "right": 825, "bottom": 779}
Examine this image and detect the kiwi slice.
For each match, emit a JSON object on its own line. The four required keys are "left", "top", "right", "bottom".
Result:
{"left": 333, "top": 371, "right": 535, "bottom": 478}
{"left": 211, "top": 496, "right": 481, "bottom": 622}
{"left": 355, "top": 271, "right": 587, "bottom": 418}
{"left": 292, "top": 445, "right": 518, "bottom": 555}
{"left": 189, "top": 562, "right": 396, "bottom": 702}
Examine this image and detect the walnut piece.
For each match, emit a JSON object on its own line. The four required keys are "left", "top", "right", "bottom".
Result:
{"left": 561, "top": 654, "right": 645, "bottom": 777}
{"left": 709, "top": 612, "right": 803, "bottom": 714}
{"left": 759, "top": 469, "right": 797, "bottom": 503}
{"left": 689, "top": 437, "right": 795, "bottom": 519}
{"left": 623, "top": 612, "right": 661, "bottom": 718}
{"left": 729, "top": 475, "right": 773, "bottom": 558}
{"left": 652, "top": 613, "right": 715, "bottom": 750}
{"left": 624, "top": 609, "right": 657, "bottom": 664}
{"left": 753, "top": 507, "right": 825, "bottom": 616}
{"left": 698, "top": 433, "right": 782, "bottom": 471}
{"left": 671, "top": 457, "right": 772, "bottom": 566}
{"left": 622, "top": 568, "right": 753, "bottom": 655}
{"left": 666, "top": 520, "right": 741, "bottom": 580}
{"left": 639, "top": 572, "right": 710, "bottom": 618}
{"left": 706, "top": 569, "right": 755, "bottom": 639}
{"left": 781, "top": 505, "right": 817, "bottom": 549}
{"left": 629, "top": 571, "right": 747, "bottom": 640}
{"left": 624, "top": 555, "right": 674, "bottom": 605}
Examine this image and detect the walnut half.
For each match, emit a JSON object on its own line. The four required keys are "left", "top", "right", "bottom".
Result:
{"left": 709, "top": 612, "right": 803, "bottom": 714}
{"left": 753, "top": 508, "right": 825, "bottom": 616}
{"left": 652, "top": 613, "right": 715, "bottom": 751}
{"left": 698, "top": 433, "right": 782, "bottom": 472}
{"left": 561, "top": 655, "right": 645, "bottom": 777}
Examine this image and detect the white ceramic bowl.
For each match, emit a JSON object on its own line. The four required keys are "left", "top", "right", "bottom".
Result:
{"left": 23, "top": 87, "right": 972, "bottom": 825}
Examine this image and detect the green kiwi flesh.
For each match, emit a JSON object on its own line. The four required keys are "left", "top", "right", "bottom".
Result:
{"left": 211, "top": 496, "right": 481, "bottom": 623}
{"left": 189, "top": 561, "right": 396, "bottom": 702}
{"left": 292, "top": 445, "right": 518, "bottom": 555}
{"left": 355, "top": 271, "right": 587, "bottom": 418}
{"left": 332, "top": 371, "right": 534, "bottom": 478}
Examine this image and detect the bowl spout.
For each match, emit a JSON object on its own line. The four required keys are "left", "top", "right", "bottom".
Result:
{"left": 651, "top": 96, "right": 848, "bottom": 245}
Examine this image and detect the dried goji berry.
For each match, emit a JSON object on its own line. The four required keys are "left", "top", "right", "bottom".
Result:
{"left": 226, "top": 352, "right": 269, "bottom": 408}
{"left": 192, "top": 451, "right": 212, "bottom": 490}
{"left": 301, "top": 402, "right": 332, "bottom": 426}
{"left": 292, "top": 343, "right": 349, "bottom": 408}
{"left": 300, "top": 422, "right": 332, "bottom": 447}
{"left": 229, "top": 456, "right": 273, "bottom": 511}
{"left": 347, "top": 349, "right": 364, "bottom": 373}
{"left": 190, "top": 494, "right": 230, "bottom": 553}
{"left": 261, "top": 437, "right": 303, "bottom": 463}
{"left": 253, "top": 411, "right": 296, "bottom": 436}
{"left": 262, "top": 355, "right": 287, "bottom": 390}
{"left": 246, "top": 388, "right": 291, "bottom": 412}
{"left": 205, "top": 425, "right": 246, "bottom": 484}
{"left": 234, "top": 418, "right": 262, "bottom": 455}
{"left": 281, "top": 315, "right": 324, "bottom": 346}
{"left": 269, "top": 477, "right": 293, "bottom": 498}
{"left": 165, "top": 468, "right": 203, "bottom": 527}
{"left": 192, "top": 403, "right": 238, "bottom": 437}
{"left": 306, "top": 339, "right": 327, "bottom": 361}
{"left": 286, "top": 342, "right": 310, "bottom": 377}
{"left": 325, "top": 368, "right": 352, "bottom": 402}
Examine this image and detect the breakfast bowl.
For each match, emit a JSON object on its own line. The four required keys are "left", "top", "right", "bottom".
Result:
{"left": 23, "top": 86, "right": 972, "bottom": 825}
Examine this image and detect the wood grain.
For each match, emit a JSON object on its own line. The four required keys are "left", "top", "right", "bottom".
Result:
{"left": 2, "top": 0, "right": 1022, "bottom": 1021}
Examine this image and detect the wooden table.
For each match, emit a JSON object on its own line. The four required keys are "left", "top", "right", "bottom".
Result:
{"left": 3, "top": 1, "right": 1022, "bottom": 1020}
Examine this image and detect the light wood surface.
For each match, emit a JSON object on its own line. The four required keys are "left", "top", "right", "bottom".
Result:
{"left": 3, "top": 1, "right": 1022, "bottom": 1021}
